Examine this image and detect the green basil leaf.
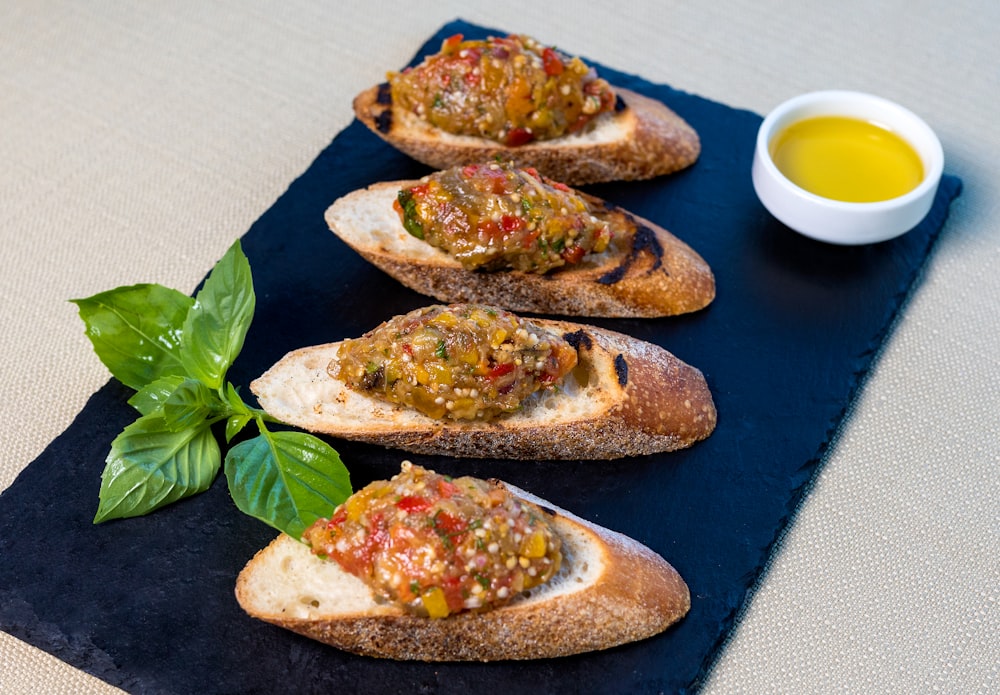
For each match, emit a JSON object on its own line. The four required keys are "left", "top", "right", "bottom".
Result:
{"left": 223, "top": 382, "right": 253, "bottom": 442}
{"left": 225, "top": 414, "right": 253, "bottom": 443}
{"left": 128, "top": 375, "right": 187, "bottom": 415}
{"left": 71, "top": 284, "right": 193, "bottom": 391}
{"left": 94, "top": 414, "right": 220, "bottom": 523}
{"left": 224, "top": 431, "right": 351, "bottom": 539}
{"left": 180, "top": 241, "right": 255, "bottom": 389}
{"left": 163, "top": 379, "right": 226, "bottom": 432}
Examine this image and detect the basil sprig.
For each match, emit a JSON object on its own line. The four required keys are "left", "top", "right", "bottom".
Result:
{"left": 71, "top": 240, "right": 351, "bottom": 539}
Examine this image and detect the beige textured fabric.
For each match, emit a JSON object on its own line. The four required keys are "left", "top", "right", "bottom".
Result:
{"left": 1, "top": 1, "right": 996, "bottom": 693}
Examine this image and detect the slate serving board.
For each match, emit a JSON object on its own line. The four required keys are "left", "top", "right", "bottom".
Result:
{"left": 0, "top": 19, "right": 961, "bottom": 695}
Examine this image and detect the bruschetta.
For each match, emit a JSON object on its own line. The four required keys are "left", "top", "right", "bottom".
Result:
{"left": 235, "top": 462, "right": 690, "bottom": 660}
{"left": 250, "top": 304, "right": 716, "bottom": 460}
{"left": 325, "top": 161, "right": 715, "bottom": 318}
{"left": 353, "top": 33, "right": 700, "bottom": 185}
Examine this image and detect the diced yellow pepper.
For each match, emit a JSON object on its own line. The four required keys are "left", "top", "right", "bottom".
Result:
{"left": 431, "top": 311, "right": 458, "bottom": 327}
{"left": 415, "top": 364, "right": 430, "bottom": 385}
{"left": 421, "top": 586, "right": 450, "bottom": 619}
{"left": 427, "top": 362, "right": 453, "bottom": 387}
{"left": 461, "top": 349, "right": 480, "bottom": 366}
{"left": 344, "top": 492, "right": 368, "bottom": 523}
{"left": 521, "top": 530, "right": 547, "bottom": 558}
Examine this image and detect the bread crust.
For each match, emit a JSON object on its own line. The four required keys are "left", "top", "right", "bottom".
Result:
{"left": 250, "top": 319, "right": 716, "bottom": 460}
{"left": 354, "top": 85, "right": 700, "bottom": 185}
{"left": 325, "top": 181, "right": 715, "bottom": 318}
{"left": 235, "top": 483, "right": 690, "bottom": 661}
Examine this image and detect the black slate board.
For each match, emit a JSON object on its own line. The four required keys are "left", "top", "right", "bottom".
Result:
{"left": 0, "top": 19, "right": 962, "bottom": 695}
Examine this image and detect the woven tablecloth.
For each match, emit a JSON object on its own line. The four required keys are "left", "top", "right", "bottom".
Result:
{"left": 2, "top": 2, "right": 997, "bottom": 693}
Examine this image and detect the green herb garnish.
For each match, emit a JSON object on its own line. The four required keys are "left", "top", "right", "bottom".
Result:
{"left": 435, "top": 339, "right": 449, "bottom": 360}
{"left": 71, "top": 240, "right": 351, "bottom": 539}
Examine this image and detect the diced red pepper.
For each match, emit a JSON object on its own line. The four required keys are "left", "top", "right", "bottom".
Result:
{"left": 328, "top": 507, "right": 347, "bottom": 528}
{"left": 487, "top": 362, "right": 515, "bottom": 379}
{"left": 542, "top": 47, "right": 564, "bottom": 76}
{"left": 500, "top": 215, "right": 524, "bottom": 233}
{"left": 551, "top": 181, "right": 570, "bottom": 192}
{"left": 396, "top": 495, "right": 433, "bottom": 514}
{"left": 441, "top": 34, "right": 463, "bottom": 53}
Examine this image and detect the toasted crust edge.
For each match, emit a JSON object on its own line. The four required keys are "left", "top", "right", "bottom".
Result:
{"left": 250, "top": 320, "right": 716, "bottom": 460}
{"left": 235, "top": 483, "right": 690, "bottom": 661}
{"left": 325, "top": 181, "right": 716, "bottom": 318}
{"left": 353, "top": 85, "right": 700, "bottom": 185}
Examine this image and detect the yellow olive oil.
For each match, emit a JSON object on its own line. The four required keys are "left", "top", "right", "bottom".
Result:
{"left": 769, "top": 116, "right": 924, "bottom": 203}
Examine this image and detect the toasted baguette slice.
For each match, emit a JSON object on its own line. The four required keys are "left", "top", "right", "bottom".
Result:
{"left": 251, "top": 319, "right": 716, "bottom": 460}
{"left": 325, "top": 182, "right": 715, "bottom": 318}
{"left": 355, "top": 85, "right": 700, "bottom": 186}
{"left": 235, "top": 482, "right": 690, "bottom": 660}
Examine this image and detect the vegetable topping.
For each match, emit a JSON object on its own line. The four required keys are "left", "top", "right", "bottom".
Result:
{"left": 394, "top": 161, "right": 613, "bottom": 274}
{"left": 302, "top": 461, "right": 563, "bottom": 618}
{"left": 389, "top": 33, "right": 617, "bottom": 145}
{"left": 330, "top": 304, "right": 577, "bottom": 420}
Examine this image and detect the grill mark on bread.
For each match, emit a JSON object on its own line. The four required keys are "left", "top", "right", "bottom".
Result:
{"left": 598, "top": 214, "right": 666, "bottom": 285}
{"left": 373, "top": 83, "right": 393, "bottom": 133}
{"left": 614, "top": 354, "right": 629, "bottom": 386}
{"left": 561, "top": 329, "right": 593, "bottom": 352}
{"left": 375, "top": 109, "right": 393, "bottom": 134}
{"left": 376, "top": 82, "right": 392, "bottom": 105}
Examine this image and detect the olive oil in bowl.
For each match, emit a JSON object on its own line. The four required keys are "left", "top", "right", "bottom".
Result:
{"left": 769, "top": 116, "right": 924, "bottom": 203}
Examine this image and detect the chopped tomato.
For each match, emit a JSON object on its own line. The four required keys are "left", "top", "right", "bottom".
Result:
{"left": 561, "top": 244, "right": 586, "bottom": 264}
{"left": 438, "top": 478, "right": 459, "bottom": 498}
{"left": 520, "top": 229, "right": 540, "bottom": 249}
{"left": 505, "top": 127, "right": 534, "bottom": 146}
{"left": 477, "top": 218, "right": 502, "bottom": 241}
{"left": 432, "top": 509, "right": 467, "bottom": 535}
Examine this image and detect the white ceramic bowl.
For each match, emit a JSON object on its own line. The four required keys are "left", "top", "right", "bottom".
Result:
{"left": 751, "top": 90, "right": 943, "bottom": 245}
